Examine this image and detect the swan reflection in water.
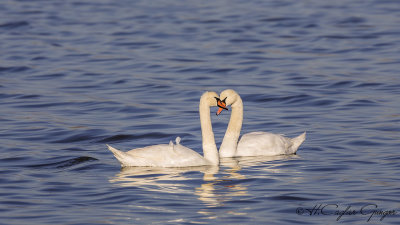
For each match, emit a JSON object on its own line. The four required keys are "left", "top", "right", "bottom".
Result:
{"left": 109, "top": 154, "right": 300, "bottom": 218}
{"left": 109, "top": 165, "right": 219, "bottom": 194}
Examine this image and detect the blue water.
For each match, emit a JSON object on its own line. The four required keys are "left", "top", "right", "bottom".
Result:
{"left": 1, "top": 0, "right": 399, "bottom": 224}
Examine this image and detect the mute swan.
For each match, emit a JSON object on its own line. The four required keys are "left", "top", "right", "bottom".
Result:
{"left": 107, "top": 91, "right": 220, "bottom": 167}
{"left": 216, "top": 89, "right": 306, "bottom": 157}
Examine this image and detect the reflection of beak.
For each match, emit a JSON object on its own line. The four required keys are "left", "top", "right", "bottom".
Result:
{"left": 216, "top": 98, "right": 228, "bottom": 116}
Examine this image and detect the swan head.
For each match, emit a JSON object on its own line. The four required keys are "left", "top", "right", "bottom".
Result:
{"left": 201, "top": 91, "right": 219, "bottom": 107}
{"left": 219, "top": 89, "right": 241, "bottom": 107}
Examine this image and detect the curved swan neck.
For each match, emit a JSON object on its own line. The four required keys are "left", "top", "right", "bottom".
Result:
{"left": 219, "top": 95, "right": 243, "bottom": 157}
{"left": 199, "top": 94, "right": 219, "bottom": 165}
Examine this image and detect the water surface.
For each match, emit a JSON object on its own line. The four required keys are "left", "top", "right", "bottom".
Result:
{"left": 1, "top": 0, "right": 399, "bottom": 224}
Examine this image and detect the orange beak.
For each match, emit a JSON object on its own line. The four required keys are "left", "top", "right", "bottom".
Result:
{"left": 216, "top": 97, "right": 228, "bottom": 115}
{"left": 216, "top": 107, "right": 225, "bottom": 115}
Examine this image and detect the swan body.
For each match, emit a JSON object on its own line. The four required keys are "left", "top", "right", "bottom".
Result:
{"left": 218, "top": 89, "right": 306, "bottom": 157}
{"left": 236, "top": 131, "right": 306, "bottom": 157}
{"left": 107, "top": 91, "right": 220, "bottom": 167}
{"left": 107, "top": 137, "right": 210, "bottom": 167}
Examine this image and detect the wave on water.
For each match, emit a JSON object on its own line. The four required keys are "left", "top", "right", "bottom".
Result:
{"left": 27, "top": 156, "right": 98, "bottom": 170}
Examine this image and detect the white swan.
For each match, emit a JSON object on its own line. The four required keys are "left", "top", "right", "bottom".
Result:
{"left": 107, "top": 91, "right": 220, "bottom": 167}
{"left": 216, "top": 89, "right": 306, "bottom": 157}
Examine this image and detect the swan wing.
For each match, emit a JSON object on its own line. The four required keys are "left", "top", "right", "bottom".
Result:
{"left": 236, "top": 132, "right": 293, "bottom": 156}
{"left": 108, "top": 143, "right": 208, "bottom": 167}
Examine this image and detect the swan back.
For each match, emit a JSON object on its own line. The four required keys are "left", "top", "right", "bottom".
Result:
{"left": 236, "top": 132, "right": 306, "bottom": 156}
{"left": 107, "top": 142, "right": 209, "bottom": 167}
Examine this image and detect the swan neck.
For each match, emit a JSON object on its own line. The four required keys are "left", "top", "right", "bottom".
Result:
{"left": 219, "top": 97, "right": 243, "bottom": 157}
{"left": 199, "top": 98, "right": 219, "bottom": 165}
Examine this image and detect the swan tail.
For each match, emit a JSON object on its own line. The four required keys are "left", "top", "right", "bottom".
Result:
{"left": 106, "top": 144, "right": 131, "bottom": 166}
{"left": 290, "top": 131, "right": 306, "bottom": 154}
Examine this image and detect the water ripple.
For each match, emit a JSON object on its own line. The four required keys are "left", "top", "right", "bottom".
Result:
{"left": 27, "top": 156, "right": 98, "bottom": 169}
{"left": 98, "top": 132, "right": 172, "bottom": 143}
{"left": 0, "top": 21, "right": 30, "bottom": 29}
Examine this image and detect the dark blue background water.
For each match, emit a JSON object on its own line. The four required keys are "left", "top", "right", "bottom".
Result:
{"left": 1, "top": 0, "right": 399, "bottom": 224}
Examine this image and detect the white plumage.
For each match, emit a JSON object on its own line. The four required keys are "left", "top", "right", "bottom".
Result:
{"left": 107, "top": 91, "right": 220, "bottom": 167}
{"left": 218, "top": 89, "right": 306, "bottom": 157}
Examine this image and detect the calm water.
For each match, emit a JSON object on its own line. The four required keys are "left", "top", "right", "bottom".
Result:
{"left": 1, "top": 0, "right": 399, "bottom": 224}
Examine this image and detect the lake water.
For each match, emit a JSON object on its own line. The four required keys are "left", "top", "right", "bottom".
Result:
{"left": 1, "top": 0, "right": 399, "bottom": 224}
